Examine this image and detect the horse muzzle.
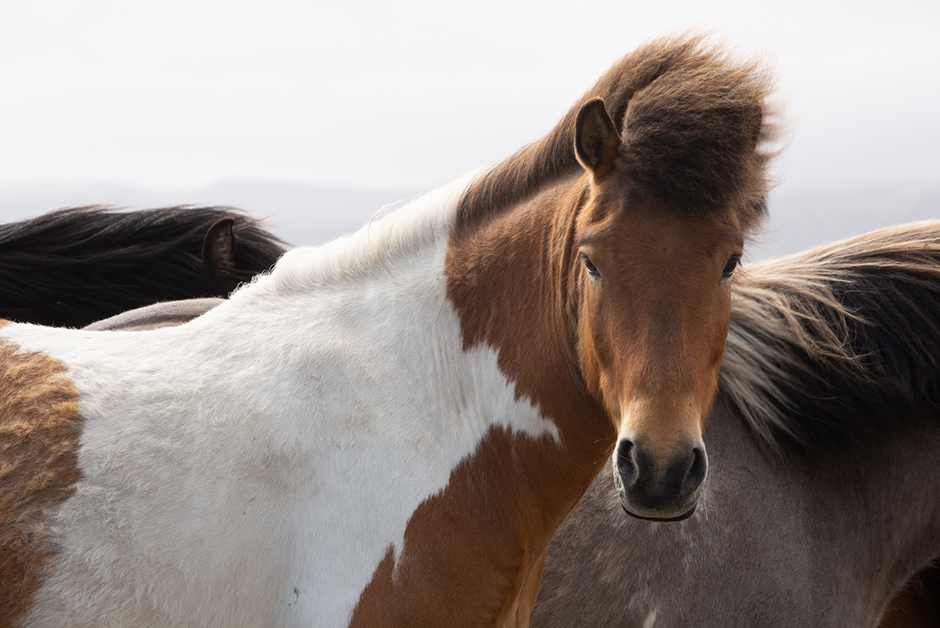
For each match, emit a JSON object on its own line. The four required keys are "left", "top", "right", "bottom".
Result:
{"left": 611, "top": 437, "right": 707, "bottom": 521}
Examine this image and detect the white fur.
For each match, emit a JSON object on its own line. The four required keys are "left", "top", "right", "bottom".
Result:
{"left": 3, "top": 174, "right": 559, "bottom": 628}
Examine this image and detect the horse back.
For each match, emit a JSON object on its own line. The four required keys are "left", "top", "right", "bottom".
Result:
{"left": 83, "top": 298, "right": 224, "bottom": 331}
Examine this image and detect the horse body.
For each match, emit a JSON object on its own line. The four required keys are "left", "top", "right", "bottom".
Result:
{"left": 532, "top": 222, "right": 940, "bottom": 627}
{"left": 2, "top": 178, "right": 564, "bottom": 627}
{"left": 83, "top": 226, "right": 940, "bottom": 627}
{"left": 0, "top": 35, "right": 775, "bottom": 627}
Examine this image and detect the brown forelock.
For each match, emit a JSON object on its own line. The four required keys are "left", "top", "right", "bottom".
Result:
{"left": 0, "top": 330, "right": 83, "bottom": 628}
{"left": 351, "top": 175, "right": 616, "bottom": 626}
{"left": 574, "top": 183, "right": 742, "bottom": 449}
{"left": 456, "top": 33, "right": 776, "bottom": 232}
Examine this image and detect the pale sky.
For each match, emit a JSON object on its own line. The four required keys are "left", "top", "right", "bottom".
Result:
{"left": 1, "top": 0, "right": 938, "bottom": 194}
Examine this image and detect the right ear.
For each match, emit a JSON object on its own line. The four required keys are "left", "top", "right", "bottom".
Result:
{"left": 575, "top": 98, "right": 622, "bottom": 179}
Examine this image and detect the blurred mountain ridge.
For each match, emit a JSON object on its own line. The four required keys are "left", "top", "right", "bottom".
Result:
{"left": 0, "top": 180, "right": 936, "bottom": 260}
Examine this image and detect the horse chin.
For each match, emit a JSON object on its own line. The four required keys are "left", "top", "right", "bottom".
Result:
{"left": 611, "top": 462, "right": 701, "bottom": 522}
{"left": 620, "top": 502, "right": 697, "bottom": 522}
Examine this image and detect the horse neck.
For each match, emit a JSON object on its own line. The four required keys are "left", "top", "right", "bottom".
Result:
{"left": 837, "top": 420, "right": 940, "bottom": 606}
{"left": 446, "top": 173, "right": 614, "bottom": 481}
{"left": 435, "top": 175, "right": 615, "bottom": 624}
{"left": 712, "top": 404, "right": 940, "bottom": 624}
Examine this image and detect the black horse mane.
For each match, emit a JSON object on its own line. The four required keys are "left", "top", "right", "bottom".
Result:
{"left": 0, "top": 206, "right": 286, "bottom": 328}
{"left": 720, "top": 220, "right": 940, "bottom": 469}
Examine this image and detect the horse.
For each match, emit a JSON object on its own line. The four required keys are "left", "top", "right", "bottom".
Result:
{"left": 0, "top": 205, "right": 286, "bottom": 327}
{"left": 0, "top": 35, "right": 775, "bottom": 627}
{"left": 82, "top": 297, "right": 228, "bottom": 331}
{"left": 83, "top": 225, "right": 940, "bottom": 628}
{"left": 531, "top": 221, "right": 940, "bottom": 628}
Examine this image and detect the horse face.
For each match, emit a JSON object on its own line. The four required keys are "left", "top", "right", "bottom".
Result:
{"left": 574, "top": 98, "right": 743, "bottom": 521}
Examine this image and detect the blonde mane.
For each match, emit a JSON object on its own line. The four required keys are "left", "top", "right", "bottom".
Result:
{"left": 720, "top": 221, "right": 940, "bottom": 463}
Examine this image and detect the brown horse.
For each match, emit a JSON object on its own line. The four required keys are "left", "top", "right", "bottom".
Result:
{"left": 449, "top": 35, "right": 774, "bottom": 524}
{"left": 531, "top": 222, "right": 940, "bottom": 627}
{"left": 0, "top": 35, "right": 773, "bottom": 627}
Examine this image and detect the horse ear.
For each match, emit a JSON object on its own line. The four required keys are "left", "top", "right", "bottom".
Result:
{"left": 575, "top": 98, "right": 622, "bottom": 178}
{"left": 201, "top": 216, "right": 237, "bottom": 271}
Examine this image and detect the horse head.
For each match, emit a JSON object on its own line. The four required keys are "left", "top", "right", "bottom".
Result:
{"left": 572, "top": 97, "right": 753, "bottom": 520}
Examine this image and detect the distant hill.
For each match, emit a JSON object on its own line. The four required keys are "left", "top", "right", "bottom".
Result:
{"left": 751, "top": 184, "right": 940, "bottom": 261}
{"left": 0, "top": 181, "right": 421, "bottom": 247}
{"left": 0, "top": 180, "right": 936, "bottom": 260}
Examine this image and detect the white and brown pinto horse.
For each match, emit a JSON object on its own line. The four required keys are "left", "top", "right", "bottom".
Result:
{"left": 532, "top": 222, "right": 940, "bottom": 627}
{"left": 0, "top": 36, "right": 774, "bottom": 627}
{"left": 78, "top": 227, "right": 940, "bottom": 628}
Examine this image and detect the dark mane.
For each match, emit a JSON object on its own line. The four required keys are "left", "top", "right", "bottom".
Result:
{"left": 457, "top": 34, "right": 777, "bottom": 228}
{"left": 719, "top": 221, "right": 940, "bottom": 467}
{"left": 0, "top": 206, "right": 286, "bottom": 328}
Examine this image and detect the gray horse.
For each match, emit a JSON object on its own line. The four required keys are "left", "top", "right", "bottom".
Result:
{"left": 532, "top": 221, "right": 940, "bottom": 627}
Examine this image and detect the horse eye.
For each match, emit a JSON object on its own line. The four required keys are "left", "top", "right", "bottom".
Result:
{"left": 722, "top": 255, "right": 741, "bottom": 280}
{"left": 581, "top": 253, "right": 600, "bottom": 278}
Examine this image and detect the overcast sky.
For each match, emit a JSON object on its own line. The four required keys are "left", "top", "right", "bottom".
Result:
{"left": 1, "top": 0, "right": 937, "bottom": 196}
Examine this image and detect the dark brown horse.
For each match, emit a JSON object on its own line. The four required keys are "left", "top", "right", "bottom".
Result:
{"left": 532, "top": 221, "right": 940, "bottom": 627}
{"left": 0, "top": 205, "right": 285, "bottom": 327}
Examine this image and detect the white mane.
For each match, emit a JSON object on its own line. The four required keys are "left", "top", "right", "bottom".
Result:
{"left": 235, "top": 171, "right": 480, "bottom": 299}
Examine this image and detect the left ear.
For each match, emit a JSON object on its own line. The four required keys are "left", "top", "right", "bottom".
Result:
{"left": 201, "top": 216, "right": 237, "bottom": 271}
{"left": 575, "top": 97, "right": 622, "bottom": 178}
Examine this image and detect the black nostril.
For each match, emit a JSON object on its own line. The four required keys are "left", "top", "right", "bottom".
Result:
{"left": 615, "top": 439, "right": 638, "bottom": 488}
{"left": 680, "top": 447, "right": 707, "bottom": 496}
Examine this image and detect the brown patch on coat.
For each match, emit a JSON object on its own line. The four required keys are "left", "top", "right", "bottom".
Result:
{"left": 349, "top": 426, "right": 605, "bottom": 628}
{"left": 0, "top": 332, "right": 83, "bottom": 628}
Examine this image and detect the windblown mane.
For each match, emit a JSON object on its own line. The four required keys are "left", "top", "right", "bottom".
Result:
{"left": 457, "top": 33, "right": 777, "bottom": 228}
{"left": 254, "top": 176, "right": 469, "bottom": 295}
{"left": 719, "top": 221, "right": 940, "bottom": 465}
{"left": 0, "top": 206, "right": 286, "bottom": 327}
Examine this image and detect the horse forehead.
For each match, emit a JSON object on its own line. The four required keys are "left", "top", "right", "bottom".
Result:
{"left": 580, "top": 197, "right": 742, "bottom": 264}
{"left": 588, "top": 221, "right": 737, "bottom": 318}
{"left": 0, "top": 329, "right": 85, "bottom": 626}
